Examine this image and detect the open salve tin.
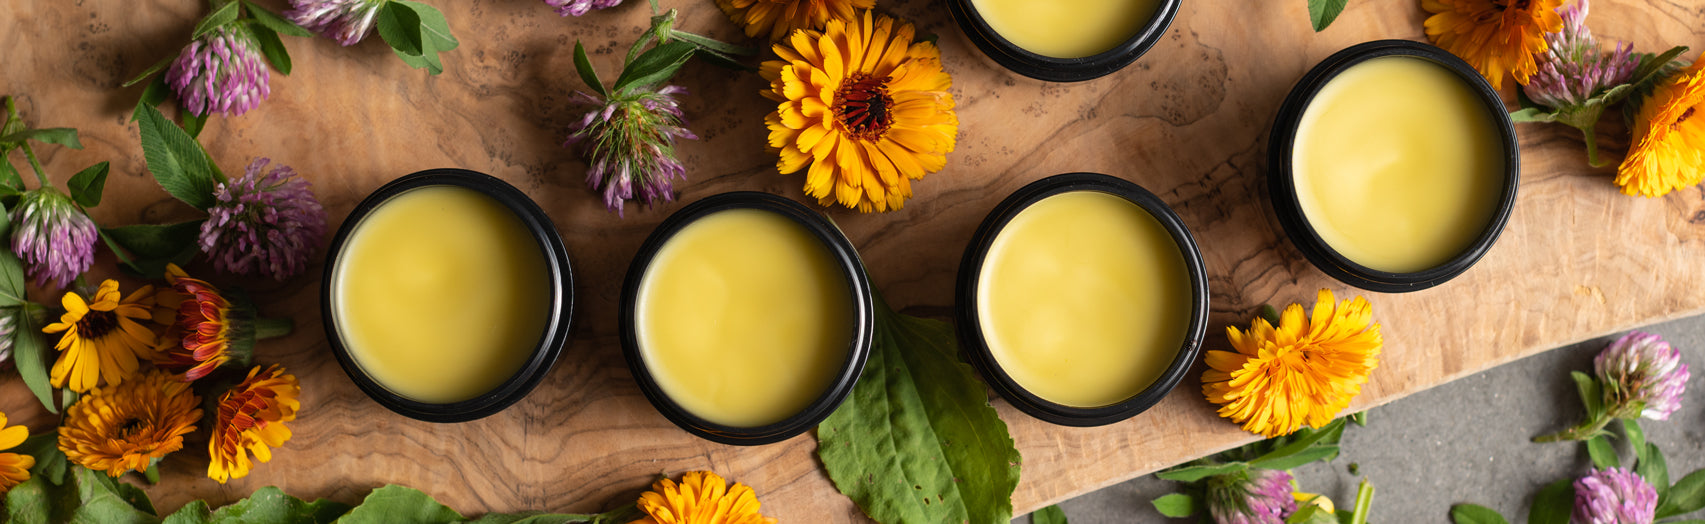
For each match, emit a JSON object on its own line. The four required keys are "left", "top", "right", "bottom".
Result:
{"left": 1269, "top": 40, "right": 1520, "bottom": 292}
{"left": 958, "top": 173, "right": 1208, "bottom": 426}
{"left": 948, "top": 0, "right": 1179, "bottom": 82}
{"left": 322, "top": 169, "right": 574, "bottom": 422}
{"left": 621, "top": 192, "right": 874, "bottom": 445}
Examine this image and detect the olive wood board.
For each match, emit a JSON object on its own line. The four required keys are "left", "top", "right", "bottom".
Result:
{"left": 3, "top": 0, "right": 1704, "bottom": 520}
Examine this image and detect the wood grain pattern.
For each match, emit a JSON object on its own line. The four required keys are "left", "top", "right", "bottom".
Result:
{"left": 3, "top": 0, "right": 1704, "bottom": 520}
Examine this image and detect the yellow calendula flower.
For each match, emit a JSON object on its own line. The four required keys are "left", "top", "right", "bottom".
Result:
{"left": 208, "top": 365, "right": 300, "bottom": 483}
{"left": 58, "top": 370, "right": 201, "bottom": 477}
{"left": 1421, "top": 0, "right": 1563, "bottom": 90}
{"left": 1617, "top": 56, "right": 1705, "bottom": 198}
{"left": 42, "top": 280, "right": 159, "bottom": 392}
{"left": 715, "top": 0, "right": 874, "bottom": 42}
{"left": 629, "top": 471, "right": 778, "bottom": 524}
{"left": 1203, "top": 289, "right": 1382, "bottom": 438}
{"left": 0, "top": 412, "right": 34, "bottom": 493}
{"left": 761, "top": 10, "right": 959, "bottom": 213}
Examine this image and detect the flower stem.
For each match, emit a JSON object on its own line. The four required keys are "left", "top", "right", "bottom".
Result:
{"left": 20, "top": 143, "right": 50, "bottom": 188}
{"left": 1347, "top": 479, "right": 1374, "bottom": 524}
{"left": 143, "top": 461, "right": 161, "bottom": 484}
{"left": 254, "top": 317, "right": 292, "bottom": 340}
{"left": 1534, "top": 412, "right": 1615, "bottom": 442}
{"left": 1578, "top": 124, "right": 1611, "bottom": 168}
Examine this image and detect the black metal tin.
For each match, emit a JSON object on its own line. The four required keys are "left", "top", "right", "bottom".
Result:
{"left": 948, "top": 0, "right": 1180, "bottom": 82}
{"left": 322, "top": 169, "right": 575, "bottom": 423}
{"left": 1268, "top": 40, "right": 1520, "bottom": 293}
{"left": 619, "top": 192, "right": 875, "bottom": 445}
{"left": 956, "top": 173, "right": 1209, "bottom": 426}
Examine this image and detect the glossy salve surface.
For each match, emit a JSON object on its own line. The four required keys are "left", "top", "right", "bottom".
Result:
{"left": 968, "top": 0, "right": 1158, "bottom": 58}
{"left": 334, "top": 185, "right": 552, "bottom": 404}
{"left": 636, "top": 208, "right": 857, "bottom": 428}
{"left": 976, "top": 190, "right": 1192, "bottom": 408}
{"left": 1292, "top": 56, "right": 1505, "bottom": 274}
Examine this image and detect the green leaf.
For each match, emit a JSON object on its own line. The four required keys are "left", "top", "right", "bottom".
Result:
{"left": 668, "top": 30, "right": 757, "bottom": 57}
{"left": 243, "top": 1, "right": 312, "bottom": 37}
{"left": 1252, "top": 445, "right": 1340, "bottom": 471}
{"left": 1347, "top": 479, "right": 1374, "bottom": 524}
{"left": 376, "top": 1, "right": 424, "bottom": 57}
{"left": 67, "top": 161, "right": 109, "bottom": 208}
{"left": 182, "top": 110, "right": 208, "bottom": 139}
{"left": 397, "top": 1, "right": 457, "bottom": 51}
{"left": 134, "top": 104, "right": 218, "bottom": 209}
{"left": 0, "top": 235, "right": 27, "bottom": 306}
{"left": 624, "top": 12, "right": 671, "bottom": 67}
{"left": 1572, "top": 371, "right": 1605, "bottom": 420}
{"left": 1587, "top": 435, "right": 1620, "bottom": 469}
{"left": 1249, "top": 418, "right": 1347, "bottom": 468}
{"left": 1658, "top": 469, "right": 1705, "bottom": 519}
{"left": 13, "top": 434, "right": 69, "bottom": 486}
{"left": 192, "top": 0, "right": 241, "bottom": 39}
{"left": 613, "top": 41, "right": 696, "bottom": 94}
{"left": 1032, "top": 505, "right": 1069, "bottom": 524}
{"left": 4, "top": 475, "right": 77, "bottom": 524}
{"left": 392, "top": 43, "right": 444, "bottom": 74}
{"left": 1307, "top": 0, "right": 1349, "bottom": 31}
{"left": 1528, "top": 479, "right": 1573, "bottom": 524}
{"left": 817, "top": 295, "right": 1021, "bottom": 524}
{"left": 0, "top": 158, "right": 25, "bottom": 193}
{"left": 123, "top": 56, "right": 176, "bottom": 87}
{"left": 1288, "top": 503, "right": 1338, "bottom": 524}
{"left": 1150, "top": 493, "right": 1199, "bottom": 518}
{"left": 1156, "top": 463, "right": 1249, "bottom": 483}
{"left": 5, "top": 467, "right": 164, "bottom": 524}
{"left": 161, "top": 486, "right": 351, "bottom": 524}
{"left": 102, "top": 220, "right": 205, "bottom": 277}
{"left": 13, "top": 311, "right": 60, "bottom": 413}
{"left": 1644, "top": 443, "right": 1672, "bottom": 506}
{"left": 1625, "top": 419, "right": 1648, "bottom": 465}
{"left": 0, "top": 128, "right": 82, "bottom": 150}
{"left": 1510, "top": 107, "right": 1560, "bottom": 124}
{"left": 338, "top": 485, "right": 463, "bottom": 524}
{"left": 1451, "top": 504, "right": 1511, "bottom": 524}
{"left": 250, "top": 26, "right": 292, "bottom": 75}
{"left": 132, "top": 77, "right": 170, "bottom": 124}
{"left": 573, "top": 42, "right": 607, "bottom": 98}
{"left": 1350, "top": 411, "right": 1368, "bottom": 427}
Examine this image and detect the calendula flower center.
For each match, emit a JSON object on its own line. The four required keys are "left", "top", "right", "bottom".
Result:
{"left": 834, "top": 74, "right": 895, "bottom": 141}
{"left": 75, "top": 310, "right": 119, "bottom": 340}
{"left": 117, "top": 417, "right": 145, "bottom": 440}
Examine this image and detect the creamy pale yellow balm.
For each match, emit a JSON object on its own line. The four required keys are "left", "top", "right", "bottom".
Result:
{"left": 977, "top": 191, "right": 1191, "bottom": 408}
{"left": 970, "top": 0, "right": 1158, "bottom": 58}
{"left": 334, "top": 185, "right": 551, "bottom": 404}
{"left": 1292, "top": 56, "right": 1504, "bottom": 273}
{"left": 636, "top": 209, "right": 854, "bottom": 428}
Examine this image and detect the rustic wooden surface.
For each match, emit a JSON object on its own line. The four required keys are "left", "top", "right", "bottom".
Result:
{"left": 3, "top": 0, "right": 1705, "bottom": 520}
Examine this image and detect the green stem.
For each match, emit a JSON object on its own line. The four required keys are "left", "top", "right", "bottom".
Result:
{"left": 1534, "top": 411, "right": 1616, "bottom": 442}
{"left": 253, "top": 317, "right": 292, "bottom": 340}
{"left": 1347, "top": 478, "right": 1374, "bottom": 524}
{"left": 144, "top": 461, "right": 161, "bottom": 484}
{"left": 20, "top": 143, "right": 49, "bottom": 188}
{"left": 1579, "top": 124, "right": 1611, "bottom": 168}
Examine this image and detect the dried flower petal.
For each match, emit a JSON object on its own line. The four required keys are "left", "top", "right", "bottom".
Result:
{"left": 199, "top": 158, "right": 327, "bottom": 280}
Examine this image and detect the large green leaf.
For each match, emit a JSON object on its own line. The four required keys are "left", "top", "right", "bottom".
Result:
{"left": 817, "top": 296, "right": 1020, "bottom": 524}
{"left": 134, "top": 105, "right": 218, "bottom": 210}
{"left": 336, "top": 485, "right": 463, "bottom": 524}
{"left": 5, "top": 466, "right": 162, "bottom": 524}
{"left": 1658, "top": 468, "right": 1705, "bottom": 519}
{"left": 1527, "top": 479, "right": 1572, "bottom": 524}
{"left": 1031, "top": 505, "right": 1069, "bottom": 524}
{"left": 13, "top": 309, "right": 60, "bottom": 413}
{"left": 12, "top": 434, "right": 69, "bottom": 486}
{"left": 102, "top": 220, "right": 205, "bottom": 277}
{"left": 1450, "top": 504, "right": 1511, "bottom": 524}
{"left": 1587, "top": 435, "right": 1619, "bottom": 470}
{"left": 161, "top": 486, "right": 351, "bottom": 524}
{"left": 375, "top": 1, "right": 423, "bottom": 57}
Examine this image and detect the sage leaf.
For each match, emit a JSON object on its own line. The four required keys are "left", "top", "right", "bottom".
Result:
{"left": 1657, "top": 468, "right": 1705, "bottom": 519}
{"left": 338, "top": 485, "right": 463, "bottom": 524}
{"left": 67, "top": 161, "right": 109, "bottom": 207}
{"left": 1032, "top": 504, "right": 1069, "bottom": 524}
{"left": 1642, "top": 443, "right": 1670, "bottom": 503}
{"left": 1450, "top": 504, "right": 1511, "bottom": 524}
{"left": 242, "top": 1, "right": 312, "bottom": 37}
{"left": 817, "top": 296, "right": 1020, "bottom": 524}
{"left": 573, "top": 41, "right": 608, "bottom": 98}
{"left": 123, "top": 55, "right": 176, "bottom": 87}
{"left": 376, "top": 1, "right": 424, "bottom": 57}
{"left": 161, "top": 486, "right": 351, "bottom": 524}
{"left": 1150, "top": 493, "right": 1199, "bottom": 518}
{"left": 0, "top": 128, "right": 82, "bottom": 150}
{"left": 1307, "top": 0, "right": 1348, "bottom": 32}
{"left": 1587, "top": 435, "right": 1619, "bottom": 470}
{"left": 192, "top": 0, "right": 241, "bottom": 40}
{"left": 134, "top": 104, "right": 218, "bottom": 210}
{"left": 250, "top": 26, "right": 292, "bottom": 75}
{"left": 1156, "top": 462, "right": 1248, "bottom": 483}
{"left": 1527, "top": 478, "right": 1572, "bottom": 524}
{"left": 613, "top": 41, "right": 696, "bottom": 95}
{"left": 13, "top": 311, "right": 59, "bottom": 413}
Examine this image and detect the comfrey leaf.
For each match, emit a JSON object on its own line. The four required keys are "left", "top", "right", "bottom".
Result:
{"left": 162, "top": 487, "right": 351, "bottom": 524}
{"left": 4, "top": 466, "right": 162, "bottom": 524}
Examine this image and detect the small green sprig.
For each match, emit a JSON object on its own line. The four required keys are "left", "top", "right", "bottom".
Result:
{"left": 1510, "top": 46, "right": 1689, "bottom": 168}
{"left": 1151, "top": 417, "right": 1369, "bottom": 522}
{"left": 571, "top": 8, "right": 756, "bottom": 101}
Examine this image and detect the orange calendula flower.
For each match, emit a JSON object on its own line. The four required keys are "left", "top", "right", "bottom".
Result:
{"left": 761, "top": 10, "right": 959, "bottom": 213}
{"left": 1421, "top": 0, "right": 1564, "bottom": 90}
{"left": 1616, "top": 56, "right": 1705, "bottom": 198}
{"left": 715, "top": 0, "right": 874, "bottom": 42}
{"left": 0, "top": 412, "right": 34, "bottom": 493}
{"left": 42, "top": 280, "right": 159, "bottom": 392}
{"left": 58, "top": 370, "right": 201, "bottom": 477}
{"left": 208, "top": 365, "right": 300, "bottom": 483}
{"left": 1203, "top": 289, "right": 1382, "bottom": 438}
{"left": 630, "top": 471, "right": 778, "bottom": 524}
{"left": 158, "top": 264, "right": 236, "bottom": 381}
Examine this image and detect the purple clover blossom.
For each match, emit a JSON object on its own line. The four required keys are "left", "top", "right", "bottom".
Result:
{"left": 1573, "top": 468, "right": 1657, "bottom": 524}
{"left": 165, "top": 25, "right": 271, "bottom": 117}
{"left": 1596, "top": 331, "right": 1690, "bottom": 421}
{"left": 11, "top": 188, "right": 95, "bottom": 290}
{"left": 1524, "top": 0, "right": 1639, "bottom": 110}
{"left": 566, "top": 84, "right": 696, "bottom": 217}
{"left": 286, "top": 0, "right": 386, "bottom": 46}
{"left": 1206, "top": 469, "right": 1297, "bottom": 524}
{"left": 544, "top": 0, "right": 622, "bottom": 17}
{"left": 199, "top": 158, "right": 327, "bottom": 280}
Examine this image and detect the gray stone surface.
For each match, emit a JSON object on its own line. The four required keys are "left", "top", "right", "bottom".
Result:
{"left": 1030, "top": 315, "right": 1705, "bottom": 523}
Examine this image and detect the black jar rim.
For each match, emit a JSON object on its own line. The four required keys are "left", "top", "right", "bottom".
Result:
{"left": 619, "top": 192, "right": 875, "bottom": 446}
{"left": 1267, "top": 39, "right": 1521, "bottom": 293}
{"left": 947, "top": 0, "right": 1180, "bottom": 82}
{"left": 956, "top": 173, "right": 1209, "bottom": 427}
{"left": 321, "top": 169, "right": 575, "bottom": 423}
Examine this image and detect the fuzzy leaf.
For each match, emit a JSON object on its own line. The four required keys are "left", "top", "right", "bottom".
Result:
{"left": 250, "top": 26, "right": 292, "bottom": 75}
{"left": 161, "top": 486, "right": 351, "bottom": 524}
{"left": 1451, "top": 504, "right": 1511, "bottom": 524}
{"left": 243, "top": 1, "right": 312, "bottom": 37}
{"left": 67, "top": 161, "right": 110, "bottom": 208}
{"left": 1307, "top": 0, "right": 1348, "bottom": 31}
{"left": 1528, "top": 479, "right": 1573, "bottom": 524}
{"left": 1031, "top": 505, "right": 1069, "bottom": 524}
{"left": 1151, "top": 494, "right": 1199, "bottom": 518}
{"left": 817, "top": 296, "right": 1021, "bottom": 524}
{"left": 134, "top": 104, "right": 218, "bottom": 209}
{"left": 613, "top": 41, "right": 695, "bottom": 94}
{"left": 1156, "top": 463, "right": 1249, "bottom": 483}
{"left": 192, "top": 0, "right": 241, "bottom": 40}
{"left": 337, "top": 485, "right": 462, "bottom": 524}
{"left": 573, "top": 41, "right": 607, "bottom": 98}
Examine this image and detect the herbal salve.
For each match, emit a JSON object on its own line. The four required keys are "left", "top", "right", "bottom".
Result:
{"left": 636, "top": 209, "right": 855, "bottom": 428}
{"left": 1292, "top": 56, "right": 1505, "bottom": 274}
{"left": 334, "top": 185, "right": 551, "bottom": 404}
{"left": 976, "top": 191, "right": 1192, "bottom": 408}
{"left": 969, "top": 0, "right": 1157, "bottom": 58}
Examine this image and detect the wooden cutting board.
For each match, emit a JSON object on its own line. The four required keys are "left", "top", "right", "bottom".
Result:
{"left": 3, "top": 0, "right": 1703, "bottom": 520}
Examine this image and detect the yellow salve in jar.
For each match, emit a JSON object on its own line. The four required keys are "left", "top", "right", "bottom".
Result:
{"left": 970, "top": 0, "right": 1158, "bottom": 58}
